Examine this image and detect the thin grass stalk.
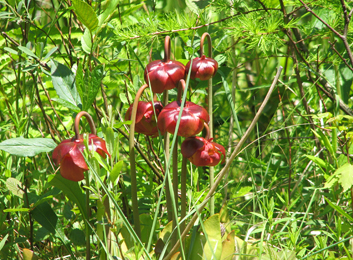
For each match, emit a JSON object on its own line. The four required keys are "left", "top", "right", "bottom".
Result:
{"left": 180, "top": 156, "right": 187, "bottom": 234}
{"left": 200, "top": 32, "right": 215, "bottom": 215}
{"left": 223, "top": 34, "right": 237, "bottom": 204}
{"left": 163, "top": 66, "right": 283, "bottom": 260}
{"left": 163, "top": 90, "right": 173, "bottom": 222}
{"left": 129, "top": 84, "right": 149, "bottom": 237}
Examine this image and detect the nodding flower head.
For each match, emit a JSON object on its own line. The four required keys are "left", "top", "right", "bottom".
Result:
{"left": 185, "top": 55, "right": 218, "bottom": 81}
{"left": 157, "top": 101, "right": 209, "bottom": 137}
{"left": 52, "top": 134, "right": 110, "bottom": 181}
{"left": 125, "top": 101, "right": 163, "bottom": 137}
{"left": 144, "top": 60, "right": 185, "bottom": 93}
{"left": 181, "top": 136, "right": 225, "bottom": 167}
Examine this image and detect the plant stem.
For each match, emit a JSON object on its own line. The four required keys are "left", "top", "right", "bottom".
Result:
{"left": 85, "top": 174, "right": 90, "bottom": 260}
{"left": 201, "top": 32, "right": 215, "bottom": 215}
{"left": 163, "top": 90, "right": 173, "bottom": 222}
{"left": 180, "top": 157, "right": 187, "bottom": 234}
{"left": 164, "top": 66, "right": 283, "bottom": 260}
{"left": 129, "top": 84, "right": 149, "bottom": 237}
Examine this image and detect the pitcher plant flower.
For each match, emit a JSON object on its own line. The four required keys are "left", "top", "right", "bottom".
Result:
{"left": 157, "top": 101, "right": 209, "bottom": 137}
{"left": 185, "top": 55, "right": 218, "bottom": 81}
{"left": 181, "top": 136, "right": 225, "bottom": 167}
{"left": 52, "top": 111, "right": 110, "bottom": 182}
{"left": 125, "top": 101, "right": 163, "bottom": 137}
{"left": 144, "top": 36, "right": 185, "bottom": 93}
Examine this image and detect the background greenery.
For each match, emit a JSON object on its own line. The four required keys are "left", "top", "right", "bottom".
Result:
{"left": 1, "top": 0, "right": 353, "bottom": 259}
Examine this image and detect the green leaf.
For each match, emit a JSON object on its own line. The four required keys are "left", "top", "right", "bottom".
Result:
{"left": 104, "top": 127, "right": 115, "bottom": 157}
{"left": 51, "top": 98, "right": 81, "bottom": 113}
{"left": 48, "top": 175, "right": 87, "bottom": 220}
{"left": 110, "top": 160, "right": 123, "bottom": 184}
{"left": 98, "top": 0, "right": 119, "bottom": 26}
{"left": 31, "top": 201, "right": 58, "bottom": 234}
{"left": 81, "top": 29, "right": 92, "bottom": 54}
{"left": 70, "top": 229, "right": 86, "bottom": 246}
{"left": 50, "top": 60, "right": 82, "bottom": 107}
{"left": 325, "top": 197, "right": 353, "bottom": 222}
{"left": 3, "top": 208, "right": 30, "bottom": 212}
{"left": 72, "top": 0, "right": 98, "bottom": 32}
{"left": 76, "top": 65, "right": 104, "bottom": 111}
{"left": 0, "top": 137, "right": 57, "bottom": 157}
{"left": 18, "top": 46, "right": 39, "bottom": 59}
{"left": 189, "top": 214, "right": 222, "bottom": 260}
{"left": 185, "top": 0, "right": 200, "bottom": 15}
{"left": 5, "top": 177, "right": 24, "bottom": 198}
{"left": 43, "top": 47, "right": 59, "bottom": 60}
{"left": 336, "top": 163, "right": 353, "bottom": 192}
{"left": 0, "top": 234, "right": 9, "bottom": 251}
{"left": 23, "top": 248, "right": 39, "bottom": 260}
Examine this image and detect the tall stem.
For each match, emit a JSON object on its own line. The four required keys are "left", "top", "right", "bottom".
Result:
{"left": 129, "top": 84, "right": 149, "bottom": 237}
{"left": 85, "top": 174, "right": 90, "bottom": 260}
{"left": 163, "top": 90, "right": 173, "bottom": 222}
{"left": 201, "top": 32, "right": 215, "bottom": 215}
{"left": 180, "top": 157, "right": 187, "bottom": 234}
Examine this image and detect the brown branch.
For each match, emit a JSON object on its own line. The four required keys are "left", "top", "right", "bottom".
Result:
{"left": 329, "top": 41, "right": 353, "bottom": 72}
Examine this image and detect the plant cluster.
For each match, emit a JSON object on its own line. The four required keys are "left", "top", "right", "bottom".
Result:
{"left": 1, "top": 0, "right": 353, "bottom": 259}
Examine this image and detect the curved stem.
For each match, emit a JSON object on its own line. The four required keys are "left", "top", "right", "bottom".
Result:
{"left": 74, "top": 111, "right": 96, "bottom": 139}
{"left": 129, "top": 84, "right": 149, "bottom": 237}
{"left": 200, "top": 33, "right": 212, "bottom": 58}
{"left": 177, "top": 79, "right": 186, "bottom": 100}
{"left": 163, "top": 36, "right": 171, "bottom": 62}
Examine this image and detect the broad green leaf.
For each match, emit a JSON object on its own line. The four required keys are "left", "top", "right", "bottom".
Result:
{"left": 50, "top": 60, "right": 82, "bottom": 107}
{"left": 51, "top": 98, "right": 81, "bottom": 113}
{"left": 221, "top": 231, "right": 235, "bottom": 260}
{"left": 31, "top": 201, "right": 58, "bottom": 234}
{"left": 104, "top": 127, "right": 115, "bottom": 158}
{"left": 48, "top": 174, "right": 87, "bottom": 220}
{"left": 72, "top": 0, "right": 98, "bottom": 32}
{"left": 185, "top": 0, "right": 199, "bottom": 15}
{"left": 70, "top": 229, "right": 86, "bottom": 246}
{"left": 0, "top": 137, "right": 57, "bottom": 157}
{"left": 5, "top": 177, "right": 24, "bottom": 198}
{"left": 336, "top": 163, "right": 353, "bottom": 192}
{"left": 23, "top": 248, "right": 39, "bottom": 260}
{"left": 98, "top": 0, "right": 119, "bottom": 26}
{"left": 189, "top": 214, "right": 222, "bottom": 260}
{"left": 4, "top": 47, "right": 18, "bottom": 55}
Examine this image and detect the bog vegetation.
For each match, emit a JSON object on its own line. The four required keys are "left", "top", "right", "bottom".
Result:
{"left": 1, "top": 0, "right": 353, "bottom": 259}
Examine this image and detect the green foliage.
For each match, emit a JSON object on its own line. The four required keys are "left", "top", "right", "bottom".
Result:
{"left": 2, "top": 0, "right": 353, "bottom": 259}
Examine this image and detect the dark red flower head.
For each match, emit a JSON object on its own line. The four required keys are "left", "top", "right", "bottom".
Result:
{"left": 157, "top": 101, "right": 209, "bottom": 137}
{"left": 185, "top": 55, "right": 218, "bottom": 81}
{"left": 125, "top": 101, "right": 163, "bottom": 137}
{"left": 144, "top": 60, "right": 185, "bottom": 93}
{"left": 181, "top": 137, "right": 225, "bottom": 167}
{"left": 52, "top": 134, "right": 110, "bottom": 181}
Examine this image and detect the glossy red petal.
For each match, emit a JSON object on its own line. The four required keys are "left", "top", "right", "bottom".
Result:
{"left": 181, "top": 137, "right": 205, "bottom": 158}
{"left": 52, "top": 141, "right": 75, "bottom": 166}
{"left": 60, "top": 154, "right": 85, "bottom": 181}
{"left": 68, "top": 141, "right": 88, "bottom": 170}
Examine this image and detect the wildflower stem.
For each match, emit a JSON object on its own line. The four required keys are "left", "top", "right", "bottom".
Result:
{"left": 129, "top": 84, "right": 149, "bottom": 237}
{"left": 201, "top": 32, "right": 215, "bottom": 215}
{"left": 74, "top": 111, "right": 96, "bottom": 140}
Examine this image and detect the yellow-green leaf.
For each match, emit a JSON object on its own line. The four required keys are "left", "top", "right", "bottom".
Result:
{"left": 72, "top": 0, "right": 98, "bottom": 32}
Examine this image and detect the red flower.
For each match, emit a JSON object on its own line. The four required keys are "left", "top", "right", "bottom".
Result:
{"left": 52, "top": 134, "right": 110, "bottom": 181}
{"left": 125, "top": 101, "right": 163, "bottom": 137}
{"left": 144, "top": 60, "right": 185, "bottom": 93}
{"left": 181, "top": 137, "right": 225, "bottom": 166}
{"left": 185, "top": 55, "right": 218, "bottom": 81}
{"left": 157, "top": 101, "right": 209, "bottom": 137}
